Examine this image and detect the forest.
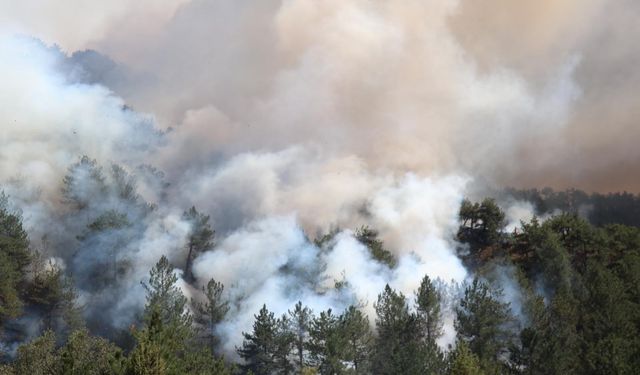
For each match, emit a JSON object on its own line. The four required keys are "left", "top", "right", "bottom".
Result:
{"left": 1, "top": 158, "right": 639, "bottom": 375}
{"left": 3, "top": 0, "right": 640, "bottom": 373}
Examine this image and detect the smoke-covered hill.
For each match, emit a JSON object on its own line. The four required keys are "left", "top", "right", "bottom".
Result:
{"left": 1, "top": 1, "right": 640, "bottom": 374}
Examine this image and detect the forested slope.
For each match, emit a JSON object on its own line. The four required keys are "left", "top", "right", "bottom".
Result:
{"left": 1, "top": 185, "right": 639, "bottom": 374}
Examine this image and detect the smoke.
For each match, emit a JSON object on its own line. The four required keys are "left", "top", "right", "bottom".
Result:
{"left": 1, "top": 0, "right": 637, "bottom": 356}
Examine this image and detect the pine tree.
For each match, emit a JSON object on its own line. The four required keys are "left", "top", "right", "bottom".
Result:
{"left": 338, "top": 305, "right": 372, "bottom": 374}
{"left": 238, "top": 305, "right": 278, "bottom": 375}
{"left": 372, "top": 285, "right": 424, "bottom": 375}
{"left": 455, "top": 279, "right": 512, "bottom": 373}
{"left": 12, "top": 331, "right": 60, "bottom": 375}
{"left": 415, "top": 275, "right": 444, "bottom": 343}
{"left": 136, "top": 256, "right": 194, "bottom": 374}
{"left": 274, "top": 314, "right": 295, "bottom": 375}
{"left": 192, "top": 278, "right": 229, "bottom": 351}
{"left": 415, "top": 275, "right": 446, "bottom": 374}
{"left": 307, "top": 309, "right": 343, "bottom": 375}
{"left": 457, "top": 198, "right": 505, "bottom": 248}
{"left": 129, "top": 310, "right": 168, "bottom": 375}
{"left": 0, "top": 193, "right": 30, "bottom": 329}
{"left": 448, "top": 340, "right": 484, "bottom": 375}
{"left": 59, "top": 328, "right": 124, "bottom": 375}
{"left": 355, "top": 227, "right": 396, "bottom": 268}
{"left": 182, "top": 206, "right": 214, "bottom": 283}
{"left": 288, "top": 301, "right": 312, "bottom": 370}
{"left": 27, "top": 261, "right": 84, "bottom": 335}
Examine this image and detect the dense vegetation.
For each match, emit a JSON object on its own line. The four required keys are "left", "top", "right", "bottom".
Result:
{"left": 1, "top": 170, "right": 640, "bottom": 374}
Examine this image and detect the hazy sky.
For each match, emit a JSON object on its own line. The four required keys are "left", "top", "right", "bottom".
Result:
{"left": 1, "top": 0, "right": 639, "bottom": 192}
{"left": 3, "top": 0, "right": 637, "bottom": 352}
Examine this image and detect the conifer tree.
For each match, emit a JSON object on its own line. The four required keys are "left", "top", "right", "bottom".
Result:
{"left": 455, "top": 279, "right": 512, "bottom": 373}
{"left": 372, "top": 285, "right": 424, "bottom": 375}
{"left": 415, "top": 275, "right": 443, "bottom": 343}
{"left": 0, "top": 193, "right": 30, "bottom": 329}
{"left": 307, "top": 309, "right": 343, "bottom": 375}
{"left": 339, "top": 305, "right": 372, "bottom": 374}
{"left": 11, "top": 331, "right": 60, "bottom": 375}
{"left": 448, "top": 340, "right": 484, "bottom": 375}
{"left": 192, "top": 278, "right": 229, "bottom": 351}
{"left": 182, "top": 206, "right": 214, "bottom": 283}
{"left": 274, "top": 314, "right": 295, "bottom": 375}
{"left": 136, "top": 256, "right": 194, "bottom": 374}
{"left": 59, "top": 328, "right": 124, "bottom": 375}
{"left": 238, "top": 305, "right": 278, "bottom": 375}
{"left": 288, "top": 301, "right": 312, "bottom": 370}
{"left": 355, "top": 227, "right": 397, "bottom": 268}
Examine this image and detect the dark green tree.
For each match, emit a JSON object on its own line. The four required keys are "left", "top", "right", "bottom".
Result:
{"left": 415, "top": 275, "right": 446, "bottom": 374}
{"left": 129, "top": 310, "right": 168, "bottom": 375}
{"left": 339, "top": 305, "right": 372, "bottom": 374}
{"left": 273, "top": 314, "right": 295, "bottom": 375}
{"left": 11, "top": 331, "right": 60, "bottom": 375}
{"left": 448, "top": 340, "right": 484, "bottom": 375}
{"left": 580, "top": 261, "right": 637, "bottom": 374}
{"left": 455, "top": 279, "right": 512, "bottom": 373}
{"left": 372, "top": 285, "right": 424, "bottom": 375}
{"left": 182, "top": 207, "right": 214, "bottom": 283}
{"left": 415, "top": 275, "right": 443, "bottom": 343}
{"left": 27, "top": 261, "right": 83, "bottom": 335}
{"left": 307, "top": 309, "right": 344, "bottom": 375}
{"left": 355, "top": 227, "right": 396, "bottom": 268}
{"left": 458, "top": 198, "right": 505, "bottom": 248}
{"left": 192, "top": 278, "right": 229, "bottom": 351}
{"left": 0, "top": 193, "right": 30, "bottom": 329}
{"left": 520, "top": 218, "right": 573, "bottom": 296}
{"left": 526, "top": 290, "right": 580, "bottom": 375}
{"left": 288, "top": 301, "right": 312, "bottom": 370}
{"left": 237, "top": 305, "right": 278, "bottom": 375}
{"left": 59, "top": 328, "right": 125, "bottom": 375}
{"left": 135, "top": 256, "right": 195, "bottom": 374}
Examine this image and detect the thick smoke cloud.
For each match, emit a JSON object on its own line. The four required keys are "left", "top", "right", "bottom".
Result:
{"left": 1, "top": 0, "right": 638, "bottom": 356}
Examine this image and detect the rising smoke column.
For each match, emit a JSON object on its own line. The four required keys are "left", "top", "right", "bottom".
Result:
{"left": 0, "top": 0, "right": 617, "bottom": 355}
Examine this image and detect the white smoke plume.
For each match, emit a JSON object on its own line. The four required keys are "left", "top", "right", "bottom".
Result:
{"left": 1, "top": 0, "right": 636, "bottom": 355}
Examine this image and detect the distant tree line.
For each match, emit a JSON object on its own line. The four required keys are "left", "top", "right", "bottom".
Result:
{"left": 1, "top": 159, "right": 640, "bottom": 374}
{"left": 504, "top": 187, "right": 640, "bottom": 227}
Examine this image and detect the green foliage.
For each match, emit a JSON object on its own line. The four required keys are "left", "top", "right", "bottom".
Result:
{"left": 192, "top": 278, "right": 229, "bottom": 352}
{"left": 448, "top": 340, "right": 484, "bottom": 375}
{"left": 237, "top": 305, "right": 278, "bottom": 375}
{"left": 415, "top": 275, "right": 443, "bottom": 343}
{"left": 26, "top": 260, "right": 84, "bottom": 334}
{"left": 135, "top": 256, "right": 194, "bottom": 374}
{"left": 4, "top": 190, "right": 640, "bottom": 374}
{"left": 307, "top": 309, "right": 343, "bottom": 374}
{"left": 0, "top": 194, "right": 30, "bottom": 328}
{"left": 128, "top": 315, "right": 168, "bottom": 375}
{"left": 504, "top": 187, "right": 640, "bottom": 227}
{"left": 288, "top": 301, "right": 312, "bottom": 370}
{"left": 372, "top": 285, "right": 425, "bottom": 375}
{"left": 580, "top": 261, "right": 638, "bottom": 374}
{"left": 59, "top": 328, "right": 125, "bottom": 375}
{"left": 355, "top": 227, "right": 396, "bottom": 268}
{"left": 338, "top": 306, "right": 372, "bottom": 374}
{"left": 520, "top": 217, "right": 573, "bottom": 296}
{"left": 458, "top": 198, "right": 506, "bottom": 248}
{"left": 455, "top": 279, "right": 513, "bottom": 373}
{"left": 12, "top": 331, "right": 60, "bottom": 375}
{"left": 0, "top": 252, "right": 22, "bottom": 327}
{"left": 273, "top": 315, "right": 295, "bottom": 375}
{"left": 182, "top": 206, "right": 214, "bottom": 283}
